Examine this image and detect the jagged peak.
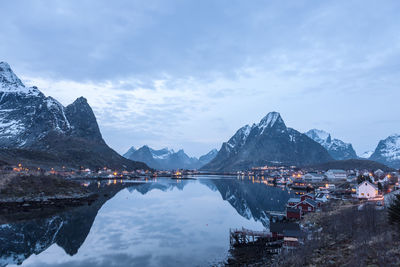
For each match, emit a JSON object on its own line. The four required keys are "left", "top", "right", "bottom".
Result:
{"left": 259, "top": 112, "right": 282, "bottom": 126}
{"left": 258, "top": 112, "right": 286, "bottom": 134}
{"left": 387, "top": 133, "right": 400, "bottom": 139}
{"left": 306, "top": 129, "right": 330, "bottom": 141}
{"left": 326, "top": 134, "right": 332, "bottom": 143}
{"left": 71, "top": 96, "right": 88, "bottom": 105}
{"left": 0, "top": 61, "right": 25, "bottom": 88}
{"left": 0, "top": 62, "right": 44, "bottom": 97}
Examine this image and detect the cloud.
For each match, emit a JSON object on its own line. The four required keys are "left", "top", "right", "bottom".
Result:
{"left": 3, "top": 0, "right": 400, "bottom": 156}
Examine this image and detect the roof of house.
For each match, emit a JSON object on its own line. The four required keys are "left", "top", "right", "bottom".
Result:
{"left": 357, "top": 180, "right": 378, "bottom": 190}
{"left": 288, "top": 198, "right": 301, "bottom": 203}
{"left": 286, "top": 207, "right": 301, "bottom": 213}
{"left": 270, "top": 221, "right": 300, "bottom": 233}
{"left": 304, "top": 198, "right": 318, "bottom": 207}
{"left": 283, "top": 229, "right": 304, "bottom": 238}
{"left": 304, "top": 173, "right": 325, "bottom": 178}
{"left": 327, "top": 169, "right": 346, "bottom": 173}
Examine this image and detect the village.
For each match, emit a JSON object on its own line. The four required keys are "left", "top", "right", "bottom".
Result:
{"left": 232, "top": 165, "right": 400, "bottom": 253}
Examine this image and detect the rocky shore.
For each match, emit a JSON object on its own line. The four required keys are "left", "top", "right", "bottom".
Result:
{"left": 0, "top": 174, "right": 97, "bottom": 223}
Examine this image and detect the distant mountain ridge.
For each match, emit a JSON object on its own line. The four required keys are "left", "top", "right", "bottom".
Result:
{"left": 123, "top": 145, "right": 217, "bottom": 170}
{"left": 202, "top": 112, "right": 333, "bottom": 171}
{"left": 305, "top": 129, "right": 357, "bottom": 160}
{"left": 0, "top": 62, "right": 148, "bottom": 170}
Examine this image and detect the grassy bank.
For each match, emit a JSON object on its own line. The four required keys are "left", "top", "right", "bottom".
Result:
{"left": 0, "top": 173, "right": 98, "bottom": 224}
{"left": 0, "top": 173, "right": 91, "bottom": 201}
{"left": 273, "top": 201, "right": 400, "bottom": 266}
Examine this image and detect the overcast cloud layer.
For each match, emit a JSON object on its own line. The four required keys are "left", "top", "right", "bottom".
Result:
{"left": 1, "top": 0, "right": 400, "bottom": 157}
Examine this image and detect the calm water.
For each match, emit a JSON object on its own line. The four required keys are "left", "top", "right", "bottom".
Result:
{"left": 0, "top": 176, "right": 293, "bottom": 267}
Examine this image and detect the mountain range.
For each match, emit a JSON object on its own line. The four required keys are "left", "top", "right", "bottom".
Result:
{"left": 123, "top": 145, "right": 218, "bottom": 170}
{"left": 202, "top": 112, "right": 333, "bottom": 171}
{"left": 0, "top": 62, "right": 148, "bottom": 170}
{"left": 1, "top": 62, "right": 399, "bottom": 171}
{"left": 305, "top": 129, "right": 358, "bottom": 160}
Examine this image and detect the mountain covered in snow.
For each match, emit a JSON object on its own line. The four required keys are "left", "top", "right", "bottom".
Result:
{"left": 305, "top": 129, "right": 357, "bottom": 160}
{"left": 370, "top": 134, "right": 400, "bottom": 169}
{"left": 202, "top": 112, "right": 333, "bottom": 171}
{"left": 360, "top": 150, "right": 374, "bottom": 159}
{"left": 0, "top": 62, "right": 148, "bottom": 170}
{"left": 123, "top": 145, "right": 217, "bottom": 170}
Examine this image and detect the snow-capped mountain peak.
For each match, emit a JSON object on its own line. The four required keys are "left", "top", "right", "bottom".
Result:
{"left": 150, "top": 147, "right": 175, "bottom": 159}
{"left": 0, "top": 62, "right": 24, "bottom": 88}
{"left": 306, "top": 129, "right": 330, "bottom": 143}
{"left": 360, "top": 150, "right": 373, "bottom": 159}
{"left": 0, "top": 62, "right": 41, "bottom": 96}
{"left": 305, "top": 129, "right": 357, "bottom": 160}
{"left": 258, "top": 111, "right": 285, "bottom": 133}
{"left": 202, "top": 113, "right": 333, "bottom": 171}
{"left": 124, "top": 145, "right": 213, "bottom": 170}
{"left": 370, "top": 134, "right": 400, "bottom": 168}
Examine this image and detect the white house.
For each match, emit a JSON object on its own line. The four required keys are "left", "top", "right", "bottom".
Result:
{"left": 325, "top": 169, "right": 347, "bottom": 180}
{"left": 356, "top": 181, "right": 378, "bottom": 199}
{"left": 303, "top": 173, "right": 326, "bottom": 182}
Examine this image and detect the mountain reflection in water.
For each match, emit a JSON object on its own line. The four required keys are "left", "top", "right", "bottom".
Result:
{"left": 0, "top": 176, "right": 292, "bottom": 267}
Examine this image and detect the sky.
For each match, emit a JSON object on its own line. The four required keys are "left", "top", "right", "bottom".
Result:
{"left": 1, "top": 0, "right": 400, "bottom": 157}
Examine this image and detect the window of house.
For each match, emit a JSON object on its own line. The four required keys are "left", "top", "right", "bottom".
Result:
{"left": 308, "top": 207, "right": 311, "bottom": 211}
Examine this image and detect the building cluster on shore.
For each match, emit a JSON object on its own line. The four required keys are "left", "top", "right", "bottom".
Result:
{"left": 0, "top": 163, "right": 204, "bottom": 180}
{"left": 236, "top": 164, "right": 400, "bottom": 249}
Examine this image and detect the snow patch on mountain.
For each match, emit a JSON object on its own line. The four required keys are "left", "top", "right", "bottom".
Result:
{"left": 360, "top": 150, "right": 373, "bottom": 159}
{"left": 124, "top": 146, "right": 217, "bottom": 170}
{"left": 305, "top": 129, "right": 357, "bottom": 160}
{"left": 150, "top": 147, "right": 175, "bottom": 159}
{"left": 376, "top": 134, "right": 400, "bottom": 161}
{"left": 259, "top": 111, "right": 283, "bottom": 134}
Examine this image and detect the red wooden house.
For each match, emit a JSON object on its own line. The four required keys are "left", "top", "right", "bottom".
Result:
{"left": 300, "top": 193, "right": 315, "bottom": 202}
{"left": 296, "top": 198, "right": 318, "bottom": 213}
{"left": 286, "top": 207, "right": 301, "bottom": 220}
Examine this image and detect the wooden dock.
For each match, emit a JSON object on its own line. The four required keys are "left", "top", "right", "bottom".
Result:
{"left": 229, "top": 227, "right": 283, "bottom": 248}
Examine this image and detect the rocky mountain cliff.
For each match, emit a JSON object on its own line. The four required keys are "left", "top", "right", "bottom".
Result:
{"left": 123, "top": 145, "right": 217, "bottom": 170}
{"left": 0, "top": 62, "right": 148, "bottom": 170}
{"left": 370, "top": 134, "right": 400, "bottom": 169}
{"left": 202, "top": 112, "right": 333, "bottom": 171}
{"left": 305, "top": 129, "right": 357, "bottom": 160}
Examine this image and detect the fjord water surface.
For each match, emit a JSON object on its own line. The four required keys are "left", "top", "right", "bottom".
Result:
{"left": 1, "top": 176, "right": 291, "bottom": 267}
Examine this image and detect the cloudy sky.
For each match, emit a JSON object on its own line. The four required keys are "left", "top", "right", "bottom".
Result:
{"left": 1, "top": 0, "right": 400, "bottom": 157}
